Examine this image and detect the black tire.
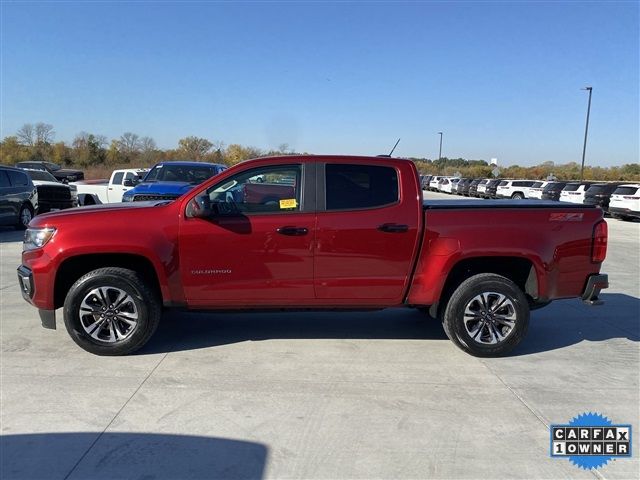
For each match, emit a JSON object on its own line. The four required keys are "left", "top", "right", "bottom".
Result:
{"left": 441, "top": 273, "right": 529, "bottom": 357}
{"left": 511, "top": 192, "right": 524, "bottom": 200}
{"left": 15, "top": 203, "right": 34, "bottom": 229}
{"left": 63, "top": 267, "right": 161, "bottom": 355}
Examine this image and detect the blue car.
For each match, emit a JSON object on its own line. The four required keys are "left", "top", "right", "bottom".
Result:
{"left": 122, "top": 161, "right": 226, "bottom": 202}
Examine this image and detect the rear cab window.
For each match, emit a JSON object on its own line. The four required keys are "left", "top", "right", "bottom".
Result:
{"left": 325, "top": 163, "right": 399, "bottom": 210}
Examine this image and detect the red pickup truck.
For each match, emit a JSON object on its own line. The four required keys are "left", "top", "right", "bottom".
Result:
{"left": 17, "top": 156, "right": 608, "bottom": 357}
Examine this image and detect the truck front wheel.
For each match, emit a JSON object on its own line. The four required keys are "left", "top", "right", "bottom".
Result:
{"left": 442, "top": 273, "right": 529, "bottom": 357}
{"left": 63, "top": 267, "right": 161, "bottom": 355}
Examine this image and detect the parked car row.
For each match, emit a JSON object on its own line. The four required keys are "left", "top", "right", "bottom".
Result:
{"left": 419, "top": 174, "right": 640, "bottom": 221}
{"left": 1, "top": 161, "right": 228, "bottom": 229}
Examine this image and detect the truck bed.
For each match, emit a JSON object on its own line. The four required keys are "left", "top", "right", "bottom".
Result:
{"left": 423, "top": 199, "right": 598, "bottom": 210}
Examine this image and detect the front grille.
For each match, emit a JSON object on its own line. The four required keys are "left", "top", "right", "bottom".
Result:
{"left": 132, "top": 194, "right": 179, "bottom": 202}
{"left": 38, "top": 185, "right": 71, "bottom": 201}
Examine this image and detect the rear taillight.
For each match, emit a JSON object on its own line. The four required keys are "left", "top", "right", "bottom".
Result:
{"left": 592, "top": 220, "right": 608, "bottom": 263}
{"left": 623, "top": 196, "right": 640, "bottom": 200}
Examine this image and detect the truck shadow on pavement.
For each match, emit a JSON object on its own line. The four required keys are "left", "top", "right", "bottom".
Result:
{"left": 0, "top": 432, "right": 268, "bottom": 480}
{"left": 142, "top": 293, "right": 638, "bottom": 356}
{"left": 145, "top": 308, "right": 448, "bottom": 354}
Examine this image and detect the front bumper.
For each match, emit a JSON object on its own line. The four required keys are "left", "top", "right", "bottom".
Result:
{"left": 581, "top": 273, "right": 608, "bottom": 305}
{"left": 17, "top": 265, "right": 56, "bottom": 329}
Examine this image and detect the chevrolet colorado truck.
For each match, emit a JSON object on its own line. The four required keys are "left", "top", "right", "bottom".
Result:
{"left": 17, "top": 156, "right": 609, "bottom": 356}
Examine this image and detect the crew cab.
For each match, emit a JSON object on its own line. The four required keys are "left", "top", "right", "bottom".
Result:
{"left": 122, "top": 161, "right": 226, "bottom": 202}
{"left": 73, "top": 168, "right": 149, "bottom": 205}
{"left": 18, "top": 156, "right": 608, "bottom": 357}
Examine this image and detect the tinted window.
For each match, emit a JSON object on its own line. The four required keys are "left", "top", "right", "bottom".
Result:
{"left": 8, "top": 170, "right": 29, "bottom": 186}
{"left": 613, "top": 186, "right": 640, "bottom": 196}
{"left": 145, "top": 164, "right": 216, "bottom": 183}
{"left": 478, "top": 179, "right": 488, "bottom": 185}
{"left": 586, "top": 184, "right": 611, "bottom": 194}
{"left": 563, "top": 184, "right": 580, "bottom": 192}
{"left": 26, "top": 170, "right": 57, "bottom": 182}
{"left": 207, "top": 165, "right": 301, "bottom": 214}
{"left": 498, "top": 181, "right": 508, "bottom": 186}
{"left": 326, "top": 164, "right": 398, "bottom": 210}
{"left": 543, "top": 182, "right": 566, "bottom": 192}
{"left": 0, "top": 171, "right": 10, "bottom": 188}
{"left": 112, "top": 172, "right": 124, "bottom": 185}
{"left": 531, "top": 182, "right": 543, "bottom": 188}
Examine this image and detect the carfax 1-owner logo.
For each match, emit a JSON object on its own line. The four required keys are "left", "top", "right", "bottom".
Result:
{"left": 551, "top": 412, "right": 632, "bottom": 470}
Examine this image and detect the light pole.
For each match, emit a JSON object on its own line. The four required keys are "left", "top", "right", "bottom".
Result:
{"left": 580, "top": 87, "right": 593, "bottom": 181}
{"left": 437, "top": 132, "right": 443, "bottom": 161}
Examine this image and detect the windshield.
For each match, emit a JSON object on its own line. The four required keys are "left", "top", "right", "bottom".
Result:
{"left": 531, "top": 182, "right": 543, "bottom": 188}
{"left": 144, "top": 164, "right": 216, "bottom": 184}
{"left": 26, "top": 170, "right": 58, "bottom": 182}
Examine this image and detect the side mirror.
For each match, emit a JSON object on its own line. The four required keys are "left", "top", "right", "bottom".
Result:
{"left": 123, "top": 177, "right": 139, "bottom": 187}
{"left": 185, "top": 194, "right": 212, "bottom": 218}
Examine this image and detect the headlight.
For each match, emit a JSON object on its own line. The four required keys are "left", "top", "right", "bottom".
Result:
{"left": 23, "top": 227, "right": 56, "bottom": 251}
{"left": 69, "top": 185, "right": 78, "bottom": 199}
{"left": 122, "top": 195, "right": 133, "bottom": 202}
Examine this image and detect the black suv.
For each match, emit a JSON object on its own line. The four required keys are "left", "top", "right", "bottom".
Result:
{"left": 23, "top": 169, "right": 78, "bottom": 213}
{"left": 483, "top": 179, "right": 502, "bottom": 199}
{"left": 541, "top": 182, "right": 568, "bottom": 201}
{"left": 583, "top": 183, "right": 625, "bottom": 213}
{"left": 0, "top": 166, "right": 39, "bottom": 229}
{"left": 15, "top": 161, "right": 84, "bottom": 183}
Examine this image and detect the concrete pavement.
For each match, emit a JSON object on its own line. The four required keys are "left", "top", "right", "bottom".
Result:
{"left": 1, "top": 193, "right": 638, "bottom": 479}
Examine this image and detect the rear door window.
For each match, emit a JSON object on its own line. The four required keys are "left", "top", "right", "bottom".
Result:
{"left": 7, "top": 170, "right": 29, "bottom": 187}
{"left": 326, "top": 164, "right": 398, "bottom": 210}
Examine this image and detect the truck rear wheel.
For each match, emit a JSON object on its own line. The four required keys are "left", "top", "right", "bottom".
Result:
{"left": 63, "top": 267, "right": 161, "bottom": 355}
{"left": 442, "top": 273, "right": 529, "bottom": 357}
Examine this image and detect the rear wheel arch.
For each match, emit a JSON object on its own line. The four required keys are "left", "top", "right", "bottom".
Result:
{"left": 434, "top": 256, "right": 539, "bottom": 318}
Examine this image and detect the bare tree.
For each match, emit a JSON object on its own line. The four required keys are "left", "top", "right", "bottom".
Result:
{"left": 34, "top": 123, "right": 54, "bottom": 144}
{"left": 118, "top": 132, "right": 141, "bottom": 154}
{"left": 140, "top": 136, "right": 157, "bottom": 153}
{"left": 16, "top": 124, "right": 35, "bottom": 146}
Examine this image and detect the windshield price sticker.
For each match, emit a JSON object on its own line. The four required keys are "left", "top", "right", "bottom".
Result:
{"left": 279, "top": 199, "right": 297, "bottom": 209}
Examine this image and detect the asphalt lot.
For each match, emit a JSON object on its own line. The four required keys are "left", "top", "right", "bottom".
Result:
{"left": 1, "top": 193, "right": 638, "bottom": 480}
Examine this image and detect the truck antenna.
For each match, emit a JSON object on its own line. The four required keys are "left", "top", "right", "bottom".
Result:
{"left": 388, "top": 138, "right": 401, "bottom": 156}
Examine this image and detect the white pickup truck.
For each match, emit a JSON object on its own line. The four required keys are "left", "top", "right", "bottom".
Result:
{"left": 72, "top": 168, "right": 148, "bottom": 205}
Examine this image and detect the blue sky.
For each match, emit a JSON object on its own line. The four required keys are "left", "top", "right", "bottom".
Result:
{"left": 1, "top": 1, "right": 638, "bottom": 166}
